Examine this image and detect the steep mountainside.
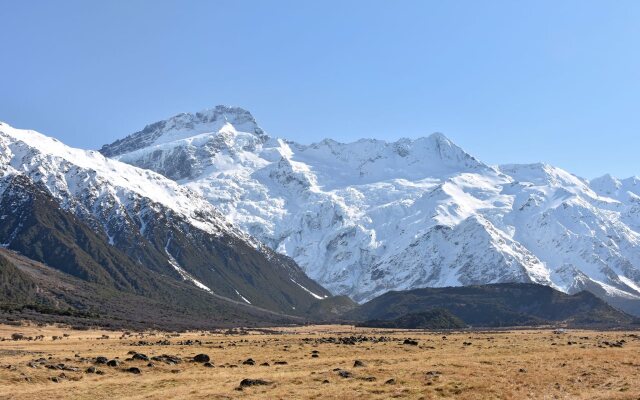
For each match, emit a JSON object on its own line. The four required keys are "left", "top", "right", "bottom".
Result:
{"left": 346, "top": 283, "right": 638, "bottom": 328}
{"left": 0, "top": 248, "right": 302, "bottom": 330}
{"left": 101, "top": 106, "right": 640, "bottom": 316}
{"left": 0, "top": 121, "right": 330, "bottom": 318}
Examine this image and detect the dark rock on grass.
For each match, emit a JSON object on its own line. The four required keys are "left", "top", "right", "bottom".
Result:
{"left": 385, "top": 378, "right": 396, "bottom": 385}
{"left": 96, "top": 370, "right": 105, "bottom": 375}
{"left": 126, "top": 367, "right": 141, "bottom": 374}
{"left": 239, "top": 378, "right": 271, "bottom": 388}
{"left": 338, "top": 370, "right": 353, "bottom": 378}
{"left": 86, "top": 366, "right": 97, "bottom": 373}
{"left": 56, "top": 364, "right": 79, "bottom": 372}
{"left": 243, "top": 358, "right": 256, "bottom": 366}
{"left": 403, "top": 339, "right": 419, "bottom": 346}
{"left": 360, "top": 376, "right": 376, "bottom": 382}
{"left": 132, "top": 353, "right": 149, "bottom": 361}
{"left": 311, "top": 354, "right": 319, "bottom": 358}
{"left": 260, "top": 362, "right": 270, "bottom": 367}
{"left": 519, "top": 368, "right": 527, "bottom": 373}
{"left": 274, "top": 361, "right": 287, "bottom": 365}
{"left": 151, "top": 355, "right": 181, "bottom": 364}
{"left": 106, "top": 360, "right": 120, "bottom": 367}
{"left": 95, "top": 356, "right": 108, "bottom": 364}
{"left": 193, "top": 354, "right": 210, "bottom": 363}
{"left": 203, "top": 362, "right": 214, "bottom": 368}
{"left": 147, "top": 363, "right": 155, "bottom": 368}
{"left": 322, "top": 379, "right": 330, "bottom": 384}
{"left": 353, "top": 360, "right": 366, "bottom": 367}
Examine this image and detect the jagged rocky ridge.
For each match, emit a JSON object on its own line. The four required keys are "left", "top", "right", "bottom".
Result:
{"left": 0, "top": 121, "right": 330, "bottom": 320}
{"left": 100, "top": 106, "right": 640, "bottom": 316}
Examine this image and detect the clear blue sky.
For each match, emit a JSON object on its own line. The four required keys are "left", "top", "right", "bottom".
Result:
{"left": 2, "top": 0, "right": 639, "bottom": 178}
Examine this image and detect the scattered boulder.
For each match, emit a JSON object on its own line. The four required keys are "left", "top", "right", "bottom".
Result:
{"left": 338, "top": 370, "right": 353, "bottom": 378}
{"left": 151, "top": 355, "right": 182, "bottom": 365}
{"left": 106, "top": 360, "right": 120, "bottom": 367}
{"left": 260, "top": 362, "right": 270, "bottom": 367}
{"left": 95, "top": 356, "right": 108, "bottom": 365}
{"left": 193, "top": 354, "right": 210, "bottom": 363}
{"left": 239, "top": 378, "right": 271, "bottom": 388}
{"left": 243, "top": 358, "right": 256, "bottom": 366}
{"left": 203, "top": 362, "right": 214, "bottom": 368}
{"left": 385, "top": 378, "right": 396, "bottom": 385}
{"left": 86, "top": 366, "right": 97, "bottom": 374}
{"left": 132, "top": 353, "right": 149, "bottom": 361}
{"left": 126, "top": 367, "right": 141, "bottom": 374}
{"left": 353, "top": 360, "right": 366, "bottom": 368}
{"left": 403, "top": 339, "right": 419, "bottom": 346}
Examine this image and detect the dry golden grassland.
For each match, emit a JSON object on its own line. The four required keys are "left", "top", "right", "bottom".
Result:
{"left": 0, "top": 323, "right": 639, "bottom": 399}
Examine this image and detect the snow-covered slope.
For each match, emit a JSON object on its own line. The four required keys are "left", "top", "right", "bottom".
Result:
{"left": 0, "top": 120, "right": 330, "bottom": 313}
{"left": 0, "top": 121, "right": 230, "bottom": 236}
{"left": 101, "top": 106, "right": 640, "bottom": 314}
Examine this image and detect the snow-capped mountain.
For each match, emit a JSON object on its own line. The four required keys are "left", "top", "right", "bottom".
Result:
{"left": 0, "top": 120, "right": 330, "bottom": 315}
{"left": 101, "top": 106, "right": 640, "bottom": 314}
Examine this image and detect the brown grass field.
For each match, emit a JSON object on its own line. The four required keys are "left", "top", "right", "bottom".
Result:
{"left": 0, "top": 323, "right": 639, "bottom": 399}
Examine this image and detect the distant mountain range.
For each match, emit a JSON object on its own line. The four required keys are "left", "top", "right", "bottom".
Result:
{"left": 1, "top": 105, "right": 640, "bottom": 329}
{"left": 98, "top": 106, "right": 640, "bottom": 316}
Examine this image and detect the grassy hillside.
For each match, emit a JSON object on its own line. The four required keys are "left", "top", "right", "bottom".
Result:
{"left": 346, "top": 283, "right": 639, "bottom": 328}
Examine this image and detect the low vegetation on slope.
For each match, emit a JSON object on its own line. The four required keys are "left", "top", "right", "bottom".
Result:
{"left": 346, "top": 283, "right": 639, "bottom": 328}
{"left": 357, "top": 309, "right": 466, "bottom": 329}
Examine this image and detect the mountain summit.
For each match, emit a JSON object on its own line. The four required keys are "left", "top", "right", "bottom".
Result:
{"left": 100, "top": 105, "right": 266, "bottom": 158}
{"left": 100, "top": 107, "right": 640, "bottom": 315}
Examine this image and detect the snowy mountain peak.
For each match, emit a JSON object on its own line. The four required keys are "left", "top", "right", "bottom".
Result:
{"left": 591, "top": 174, "right": 623, "bottom": 195}
{"left": 499, "top": 163, "right": 590, "bottom": 191}
{"left": 591, "top": 173, "right": 640, "bottom": 200}
{"left": 0, "top": 121, "right": 238, "bottom": 237}
{"left": 295, "top": 131, "right": 489, "bottom": 181}
{"left": 100, "top": 105, "right": 266, "bottom": 157}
